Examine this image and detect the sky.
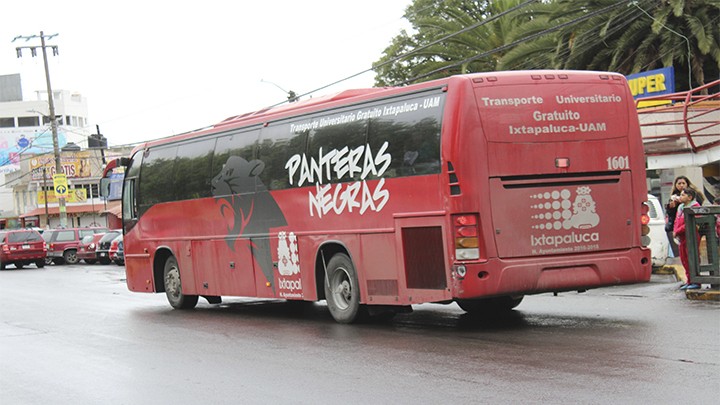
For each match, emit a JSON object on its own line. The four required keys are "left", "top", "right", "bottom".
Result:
{"left": 0, "top": 1, "right": 411, "bottom": 147}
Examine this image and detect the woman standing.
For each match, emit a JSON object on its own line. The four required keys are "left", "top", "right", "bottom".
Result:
{"left": 666, "top": 176, "right": 704, "bottom": 256}
{"left": 674, "top": 188, "right": 702, "bottom": 290}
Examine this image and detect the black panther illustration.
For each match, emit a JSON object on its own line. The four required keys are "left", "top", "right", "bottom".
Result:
{"left": 211, "top": 156, "right": 287, "bottom": 291}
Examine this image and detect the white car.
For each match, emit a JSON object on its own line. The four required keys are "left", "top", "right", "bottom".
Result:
{"left": 647, "top": 194, "right": 669, "bottom": 267}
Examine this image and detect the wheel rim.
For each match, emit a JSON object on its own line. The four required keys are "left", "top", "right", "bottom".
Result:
{"left": 165, "top": 264, "right": 182, "bottom": 301}
{"left": 330, "top": 267, "right": 353, "bottom": 311}
{"left": 65, "top": 251, "right": 78, "bottom": 264}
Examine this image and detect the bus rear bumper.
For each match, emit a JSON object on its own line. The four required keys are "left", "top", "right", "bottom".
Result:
{"left": 453, "top": 248, "right": 651, "bottom": 299}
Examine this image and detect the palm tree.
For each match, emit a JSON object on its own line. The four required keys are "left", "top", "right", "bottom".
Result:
{"left": 373, "top": 0, "right": 537, "bottom": 86}
{"left": 502, "top": 0, "right": 720, "bottom": 90}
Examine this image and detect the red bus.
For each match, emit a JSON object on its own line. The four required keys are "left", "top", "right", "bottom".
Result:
{"left": 101, "top": 71, "right": 652, "bottom": 323}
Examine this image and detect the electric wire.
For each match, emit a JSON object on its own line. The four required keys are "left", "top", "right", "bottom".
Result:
{"left": 515, "top": 0, "right": 657, "bottom": 71}
{"left": 266, "top": 0, "right": 540, "bottom": 108}
{"left": 401, "top": 0, "right": 641, "bottom": 84}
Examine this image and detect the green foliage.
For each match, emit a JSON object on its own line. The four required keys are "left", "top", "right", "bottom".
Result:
{"left": 374, "top": 0, "right": 720, "bottom": 90}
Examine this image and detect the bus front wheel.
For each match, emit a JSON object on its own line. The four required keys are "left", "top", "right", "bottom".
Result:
{"left": 324, "top": 253, "right": 365, "bottom": 324}
{"left": 163, "top": 256, "right": 198, "bottom": 310}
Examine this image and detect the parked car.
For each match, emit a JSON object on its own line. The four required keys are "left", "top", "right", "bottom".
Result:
{"left": 0, "top": 229, "right": 47, "bottom": 270}
{"left": 77, "top": 233, "right": 107, "bottom": 264}
{"left": 43, "top": 227, "right": 109, "bottom": 265}
{"left": 96, "top": 230, "right": 121, "bottom": 265}
{"left": 647, "top": 194, "right": 669, "bottom": 268}
{"left": 109, "top": 234, "right": 124, "bottom": 266}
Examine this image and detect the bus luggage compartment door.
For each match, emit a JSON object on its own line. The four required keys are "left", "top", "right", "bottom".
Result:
{"left": 394, "top": 215, "right": 451, "bottom": 303}
{"left": 489, "top": 172, "right": 634, "bottom": 258}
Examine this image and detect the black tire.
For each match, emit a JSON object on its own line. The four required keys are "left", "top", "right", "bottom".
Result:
{"left": 52, "top": 258, "right": 65, "bottom": 265}
{"left": 324, "top": 253, "right": 365, "bottom": 324}
{"left": 456, "top": 296, "right": 524, "bottom": 314}
{"left": 15, "top": 262, "right": 24, "bottom": 269}
{"left": 0, "top": 261, "right": 6, "bottom": 270}
{"left": 84, "top": 259, "right": 97, "bottom": 264}
{"left": 63, "top": 250, "right": 79, "bottom": 265}
{"left": 163, "top": 256, "right": 198, "bottom": 310}
{"left": 36, "top": 260, "right": 45, "bottom": 268}
{"left": 114, "top": 260, "right": 124, "bottom": 266}
{"left": 99, "top": 257, "right": 111, "bottom": 265}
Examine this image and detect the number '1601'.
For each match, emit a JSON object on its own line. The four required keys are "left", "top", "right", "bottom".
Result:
{"left": 607, "top": 156, "right": 629, "bottom": 170}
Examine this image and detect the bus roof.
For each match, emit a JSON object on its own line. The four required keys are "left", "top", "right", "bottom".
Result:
{"left": 130, "top": 70, "right": 626, "bottom": 154}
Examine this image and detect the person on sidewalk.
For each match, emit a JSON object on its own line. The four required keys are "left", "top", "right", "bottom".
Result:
{"left": 674, "top": 188, "right": 702, "bottom": 290}
{"left": 665, "top": 176, "right": 704, "bottom": 257}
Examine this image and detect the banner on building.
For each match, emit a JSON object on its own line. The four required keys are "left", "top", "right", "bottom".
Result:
{"left": 37, "top": 188, "right": 88, "bottom": 204}
{"left": 626, "top": 67, "right": 675, "bottom": 108}
{"left": 30, "top": 151, "right": 93, "bottom": 180}
{"left": 0, "top": 129, "right": 68, "bottom": 173}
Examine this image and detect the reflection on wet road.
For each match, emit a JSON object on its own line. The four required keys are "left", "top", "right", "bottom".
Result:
{"left": 1, "top": 265, "right": 718, "bottom": 404}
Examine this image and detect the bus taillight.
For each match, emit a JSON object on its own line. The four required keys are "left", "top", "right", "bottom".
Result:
{"left": 454, "top": 214, "right": 479, "bottom": 260}
{"left": 641, "top": 214, "right": 650, "bottom": 225}
{"left": 641, "top": 202, "right": 651, "bottom": 246}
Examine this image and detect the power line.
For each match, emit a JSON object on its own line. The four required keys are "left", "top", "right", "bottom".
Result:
{"left": 517, "top": 0, "right": 656, "bottom": 71}
{"left": 266, "top": 0, "right": 539, "bottom": 108}
{"left": 402, "top": 0, "right": 639, "bottom": 84}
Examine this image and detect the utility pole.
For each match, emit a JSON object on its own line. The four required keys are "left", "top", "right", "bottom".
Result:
{"left": 13, "top": 31, "right": 67, "bottom": 227}
{"left": 42, "top": 168, "right": 50, "bottom": 227}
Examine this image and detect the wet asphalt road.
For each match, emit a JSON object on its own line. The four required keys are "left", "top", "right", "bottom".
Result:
{"left": 0, "top": 263, "right": 718, "bottom": 404}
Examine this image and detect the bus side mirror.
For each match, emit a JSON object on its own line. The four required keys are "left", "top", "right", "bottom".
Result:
{"left": 99, "top": 178, "right": 111, "bottom": 198}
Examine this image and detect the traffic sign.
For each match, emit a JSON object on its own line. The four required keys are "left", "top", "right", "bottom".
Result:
{"left": 53, "top": 173, "right": 68, "bottom": 197}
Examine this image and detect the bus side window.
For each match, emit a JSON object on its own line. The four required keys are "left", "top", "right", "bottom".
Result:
{"left": 367, "top": 94, "right": 444, "bottom": 179}
{"left": 258, "top": 123, "right": 307, "bottom": 190}
{"left": 307, "top": 113, "right": 368, "bottom": 184}
{"left": 212, "top": 129, "right": 259, "bottom": 184}
{"left": 138, "top": 146, "right": 178, "bottom": 215}
{"left": 174, "top": 138, "right": 216, "bottom": 200}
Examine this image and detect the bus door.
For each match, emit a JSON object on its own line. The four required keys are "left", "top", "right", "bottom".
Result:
{"left": 394, "top": 214, "right": 452, "bottom": 304}
{"left": 191, "top": 239, "right": 257, "bottom": 297}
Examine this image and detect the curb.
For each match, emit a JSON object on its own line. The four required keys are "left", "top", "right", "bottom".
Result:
{"left": 656, "top": 264, "right": 720, "bottom": 301}
{"left": 685, "top": 289, "right": 720, "bottom": 301}
{"left": 654, "top": 264, "right": 684, "bottom": 281}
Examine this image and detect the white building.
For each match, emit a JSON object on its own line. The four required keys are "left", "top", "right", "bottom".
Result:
{"left": 1, "top": 73, "right": 98, "bottom": 228}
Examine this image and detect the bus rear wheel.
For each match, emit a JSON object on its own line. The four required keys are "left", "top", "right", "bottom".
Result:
{"left": 456, "top": 296, "right": 524, "bottom": 314}
{"left": 324, "top": 253, "right": 366, "bottom": 324}
{"left": 163, "top": 256, "right": 198, "bottom": 310}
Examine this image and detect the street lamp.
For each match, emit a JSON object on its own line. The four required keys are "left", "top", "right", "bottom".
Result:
{"left": 13, "top": 31, "right": 67, "bottom": 228}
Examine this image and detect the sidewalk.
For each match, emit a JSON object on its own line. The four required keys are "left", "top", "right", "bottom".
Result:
{"left": 654, "top": 257, "right": 720, "bottom": 301}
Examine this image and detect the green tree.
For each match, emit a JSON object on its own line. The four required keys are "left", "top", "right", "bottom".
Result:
{"left": 376, "top": 0, "right": 720, "bottom": 91}
{"left": 373, "top": 0, "right": 536, "bottom": 86}
{"left": 542, "top": 0, "right": 720, "bottom": 90}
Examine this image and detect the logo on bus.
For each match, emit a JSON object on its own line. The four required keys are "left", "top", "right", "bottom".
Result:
{"left": 530, "top": 186, "right": 600, "bottom": 249}
{"left": 277, "top": 231, "right": 302, "bottom": 298}
{"left": 285, "top": 142, "right": 391, "bottom": 218}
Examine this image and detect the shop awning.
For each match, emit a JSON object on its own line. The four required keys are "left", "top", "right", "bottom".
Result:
{"left": 20, "top": 201, "right": 120, "bottom": 218}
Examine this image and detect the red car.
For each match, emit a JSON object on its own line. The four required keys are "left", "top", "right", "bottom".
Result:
{"left": 77, "top": 233, "right": 106, "bottom": 264}
{"left": 0, "top": 229, "right": 47, "bottom": 270}
{"left": 109, "top": 235, "right": 124, "bottom": 266}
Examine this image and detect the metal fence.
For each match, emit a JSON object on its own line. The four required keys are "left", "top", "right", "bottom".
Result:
{"left": 685, "top": 205, "right": 720, "bottom": 288}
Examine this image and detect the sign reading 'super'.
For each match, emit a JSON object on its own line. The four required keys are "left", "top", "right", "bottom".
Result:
{"left": 626, "top": 67, "right": 675, "bottom": 107}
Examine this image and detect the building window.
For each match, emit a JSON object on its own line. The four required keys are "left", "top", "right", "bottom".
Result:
{"left": 42, "top": 116, "right": 64, "bottom": 125}
{"left": 0, "top": 117, "right": 14, "bottom": 127}
{"left": 18, "top": 116, "right": 40, "bottom": 127}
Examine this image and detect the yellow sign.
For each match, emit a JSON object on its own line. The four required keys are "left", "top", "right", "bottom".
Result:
{"left": 37, "top": 189, "right": 87, "bottom": 204}
{"left": 30, "top": 151, "right": 93, "bottom": 181}
{"left": 627, "top": 67, "right": 675, "bottom": 109}
{"left": 53, "top": 173, "right": 68, "bottom": 197}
